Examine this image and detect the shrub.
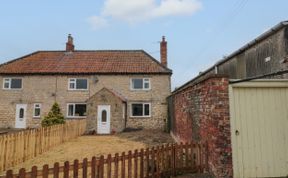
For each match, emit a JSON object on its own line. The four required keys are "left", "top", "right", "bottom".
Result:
{"left": 41, "top": 102, "right": 65, "bottom": 127}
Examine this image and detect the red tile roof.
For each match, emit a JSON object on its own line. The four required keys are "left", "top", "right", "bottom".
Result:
{"left": 0, "top": 50, "right": 172, "bottom": 75}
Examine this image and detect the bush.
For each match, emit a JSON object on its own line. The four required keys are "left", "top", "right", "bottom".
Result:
{"left": 41, "top": 102, "right": 65, "bottom": 127}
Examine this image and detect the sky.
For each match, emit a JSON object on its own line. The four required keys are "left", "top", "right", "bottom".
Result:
{"left": 0, "top": 0, "right": 287, "bottom": 89}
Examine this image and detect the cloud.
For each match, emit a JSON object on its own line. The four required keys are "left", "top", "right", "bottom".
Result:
{"left": 87, "top": 16, "right": 109, "bottom": 30}
{"left": 151, "top": 0, "right": 202, "bottom": 18}
{"left": 88, "top": 0, "right": 202, "bottom": 27}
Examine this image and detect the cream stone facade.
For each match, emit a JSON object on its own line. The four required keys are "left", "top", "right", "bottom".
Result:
{"left": 0, "top": 35, "right": 172, "bottom": 133}
{"left": 0, "top": 74, "right": 171, "bottom": 132}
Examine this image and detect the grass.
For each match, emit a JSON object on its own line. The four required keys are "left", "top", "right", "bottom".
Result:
{"left": 6, "top": 130, "right": 174, "bottom": 174}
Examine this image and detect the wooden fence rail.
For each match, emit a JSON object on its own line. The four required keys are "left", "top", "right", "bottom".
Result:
{"left": 0, "top": 119, "right": 86, "bottom": 173}
{"left": 1, "top": 142, "right": 207, "bottom": 178}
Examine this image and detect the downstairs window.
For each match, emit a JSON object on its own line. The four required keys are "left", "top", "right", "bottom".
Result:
{"left": 67, "top": 103, "right": 87, "bottom": 117}
{"left": 131, "top": 103, "right": 151, "bottom": 117}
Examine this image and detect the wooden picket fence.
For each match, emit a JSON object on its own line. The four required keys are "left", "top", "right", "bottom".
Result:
{"left": 0, "top": 119, "right": 86, "bottom": 173}
{"left": 1, "top": 142, "right": 207, "bottom": 178}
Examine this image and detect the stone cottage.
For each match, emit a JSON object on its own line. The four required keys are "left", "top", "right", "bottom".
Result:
{"left": 0, "top": 35, "right": 172, "bottom": 134}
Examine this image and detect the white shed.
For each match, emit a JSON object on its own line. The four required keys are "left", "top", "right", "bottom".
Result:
{"left": 229, "top": 80, "right": 288, "bottom": 178}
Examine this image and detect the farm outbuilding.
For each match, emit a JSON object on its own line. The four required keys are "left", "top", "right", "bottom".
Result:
{"left": 168, "top": 21, "right": 288, "bottom": 178}
{"left": 168, "top": 77, "right": 288, "bottom": 178}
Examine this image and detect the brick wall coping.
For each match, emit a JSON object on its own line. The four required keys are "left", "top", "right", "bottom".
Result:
{"left": 171, "top": 74, "right": 229, "bottom": 96}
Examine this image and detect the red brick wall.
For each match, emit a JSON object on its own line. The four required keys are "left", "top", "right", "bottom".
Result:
{"left": 170, "top": 75, "right": 232, "bottom": 178}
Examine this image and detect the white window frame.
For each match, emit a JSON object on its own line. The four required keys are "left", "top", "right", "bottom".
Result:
{"left": 68, "top": 78, "right": 88, "bottom": 91}
{"left": 130, "top": 78, "right": 151, "bottom": 91}
{"left": 33, "top": 103, "right": 41, "bottom": 118}
{"left": 2, "top": 78, "right": 22, "bottom": 90}
{"left": 130, "top": 102, "right": 151, "bottom": 117}
{"left": 66, "top": 103, "right": 87, "bottom": 118}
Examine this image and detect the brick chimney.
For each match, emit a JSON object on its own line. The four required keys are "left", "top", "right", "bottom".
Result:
{"left": 160, "top": 36, "right": 167, "bottom": 67}
{"left": 66, "top": 34, "right": 74, "bottom": 52}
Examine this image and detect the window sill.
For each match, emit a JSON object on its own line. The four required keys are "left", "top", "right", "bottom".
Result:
{"left": 66, "top": 116, "right": 87, "bottom": 119}
{"left": 129, "top": 116, "right": 151, "bottom": 119}
{"left": 67, "top": 89, "right": 88, "bottom": 92}
{"left": 130, "top": 89, "right": 151, "bottom": 91}
{"left": 2, "top": 88, "right": 23, "bottom": 91}
{"left": 33, "top": 116, "right": 41, "bottom": 119}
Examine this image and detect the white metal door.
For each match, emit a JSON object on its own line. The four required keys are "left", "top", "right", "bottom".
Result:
{"left": 15, "top": 104, "right": 27, "bottom": 128}
{"left": 97, "top": 105, "right": 111, "bottom": 134}
{"left": 229, "top": 80, "right": 288, "bottom": 178}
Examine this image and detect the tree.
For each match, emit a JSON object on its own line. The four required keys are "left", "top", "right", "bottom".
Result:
{"left": 41, "top": 102, "right": 65, "bottom": 127}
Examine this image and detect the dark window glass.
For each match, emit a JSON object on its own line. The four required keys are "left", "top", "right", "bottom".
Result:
{"left": 76, "top": 79, "right": 88, "bottom": 89}
{"left": 132, "top": 79, "right": 143, "bottom": 89}
{"left": 75, "top": 104, "right": 87, "bottom": 116}
{"left": 132, "top": 104, "right": 143, "bottom": 116}
{"left": 144, "top": 82, "right": 149, "bottom": 89}
{"left": 68, "top": 105, "right": 74, "bottom": 116}
{"left": 19, "top": 108, "right": 24, "bottom": 119}
{"left": 144, "top": 104, "right": 150, "bottom": 116}
{"left": 101, "top": 110, "right": 107, "bottom": 122}
{"left": 4, "top": 80, "right": 9, "bottom": 89}
{"left": 34, "top": 108, "right": 40, "bottom": 116}
{"left": 11, "top": 79, "right": 22, "bottom": 89}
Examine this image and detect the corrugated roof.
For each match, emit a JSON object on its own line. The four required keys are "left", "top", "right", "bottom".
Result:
{"left": 173, "top": 20, "right": 288, "bottom": 93}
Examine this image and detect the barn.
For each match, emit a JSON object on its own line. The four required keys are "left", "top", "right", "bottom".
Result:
{"left": 168, "top": 21, "right": 288, "bottom": 178}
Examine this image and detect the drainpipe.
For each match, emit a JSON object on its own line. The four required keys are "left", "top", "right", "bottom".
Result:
{"left": 124, "top": 102, "right": 127, "bottom": 130}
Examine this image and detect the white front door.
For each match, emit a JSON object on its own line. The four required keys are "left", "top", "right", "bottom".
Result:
{"left": 97, "top": 105, "right": 111, "bottom": 134}
{"left": 15, "top": 104, "right": 27, "bottom": 128}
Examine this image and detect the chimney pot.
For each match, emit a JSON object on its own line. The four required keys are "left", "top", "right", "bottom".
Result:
{"left": 66, "top": 34, "right": 75, "bottom": 52}
{"left": 160, "top": 36, "right": 167, "bottom": 67}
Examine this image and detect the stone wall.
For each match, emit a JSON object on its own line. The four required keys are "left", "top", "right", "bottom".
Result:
{"left": 86, "top": 88, "right": 125, "bottom": 133}
{"left": 170, "top": 75, "right": 232, "bottom": 178}
{"left": 0, "top": 74, "right": 171, "bottom": 130}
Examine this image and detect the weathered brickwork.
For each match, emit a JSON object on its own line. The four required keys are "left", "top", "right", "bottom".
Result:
{"left": 0, "top": 74, "right": 171, "bottom": 131}
{"left": 170, "top": 75, "right": 232, "bottom": 178}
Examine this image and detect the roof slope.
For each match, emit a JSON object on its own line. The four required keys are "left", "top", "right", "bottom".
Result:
{"left": 0, "top": 50, "right": 172, "bottom": 75}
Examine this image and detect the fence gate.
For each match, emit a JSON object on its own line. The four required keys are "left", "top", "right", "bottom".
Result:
{"left": 229, "top": 80, "right": 288, "bottom": 178}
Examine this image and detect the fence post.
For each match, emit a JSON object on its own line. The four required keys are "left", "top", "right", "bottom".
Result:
{"left": 53, "top": 162, "right": 60, "bottom": 178}
{"left": 107, "top": 154, "right": 112, "bottom": 178}
{"left": 91, "top": 156, "right": 96, "bottom": 178}
{"left": 64, "top": 161, "right": 70, "bottom": 178}
{"left": 99, "top": 155, "right": 104, "bottom": 178}
{"left": 121, "top": 152, "right": 125, "bottom": 178}
{"left": 114, "top": 153, "right": 119, "bottom": 178}
{"left": 151, "top": 147, "right": 155, "bottom": 178}
{"left": 171, "top": 144, "right": 176, "bottom": 176}
{"left": 18, "top": 168, "right": 26, "bottom": 178}
{"left": 139, "top": 149, "right": 144, "bottom": 178}
{"left": 43, "top": 164, "right": 49, "bottom": 178}
{"left": 73, "top": 159, "right": 79, "bottom": 178}
{"left": 179, "top": 143, "right": 183, "bottom": 172}
{"left": 145, "top": 148, "right": 149, "bottom": 177}
{"left": 156, "top": 146, "right": 161, "bottom": 177}
{"left": 128, "top": 151, "right": 132, "bottom": 178}
{"left": 31, "top": 166, "right": 37, "bottom": 178}
{"left": 83, "top": 158, "right": 88, "bottom": 178}
{"left": 6, "top": 170, "right": 13, "bottom": 178}
{"left": 134, "top": 149, "right": 138, "bottom": 178}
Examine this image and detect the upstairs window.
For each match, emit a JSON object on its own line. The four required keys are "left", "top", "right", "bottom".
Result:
{"left": 131, "top": 103, "right": 151, "bottom": 117}
{"left": 67, "top": 103, "right": 87, "bottom": 117}
{"left": 33, "top": 104, "right": 41, "bottom": 118}
{"left": 68, "top": 78, "right": 88, "bottom": 90}
{"left": 131, "top": 78, "right": 150, "bottom": 90}
{"left": 3, "top": 78, "right": 22, "bottom": 89}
